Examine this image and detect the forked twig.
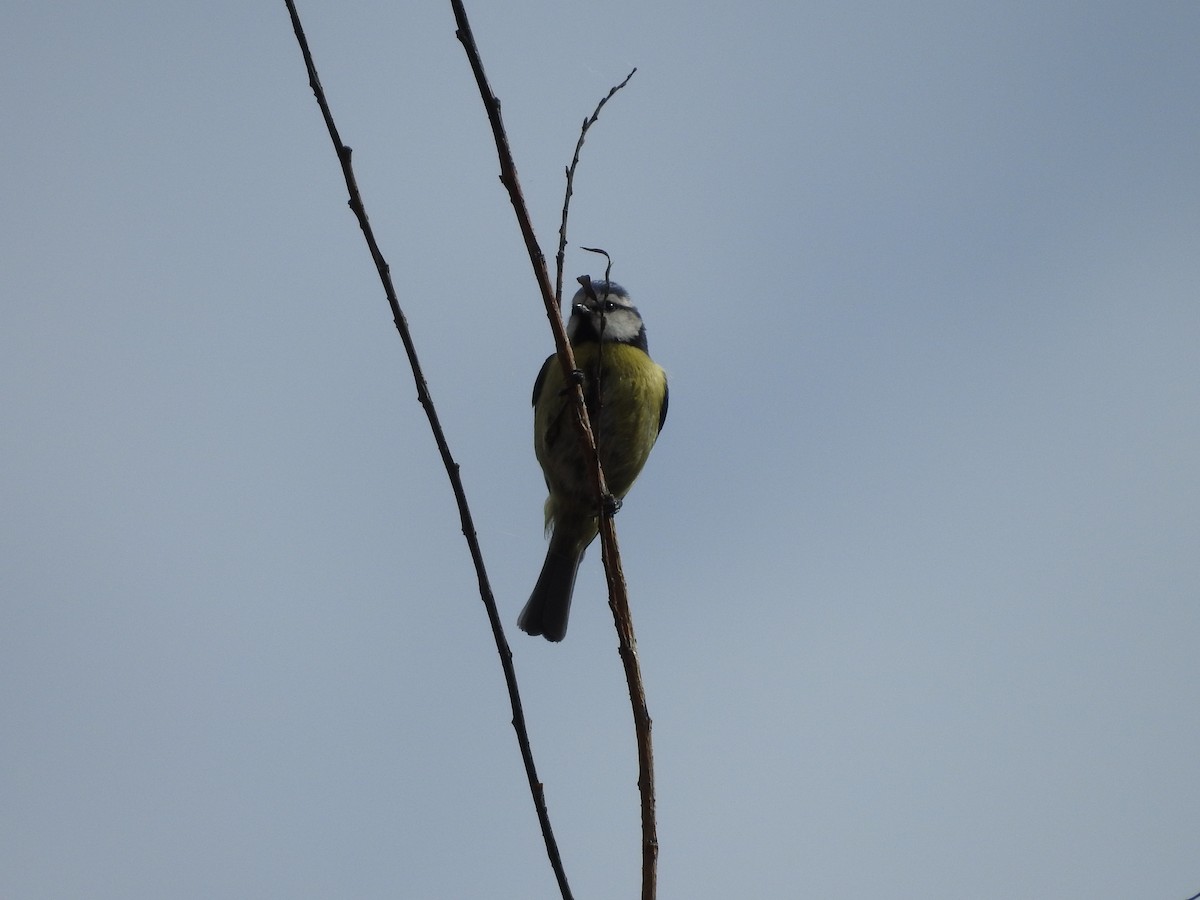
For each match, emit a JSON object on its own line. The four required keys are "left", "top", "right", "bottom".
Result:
{"left": 283, "top": 2, "right": 574, "bottom": 898}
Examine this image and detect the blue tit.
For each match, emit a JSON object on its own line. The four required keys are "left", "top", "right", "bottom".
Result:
{"left": 518, "top": 281, "right": 668, "bottom": 642}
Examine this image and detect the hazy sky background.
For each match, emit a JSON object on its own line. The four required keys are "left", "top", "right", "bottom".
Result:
{"left": 3, "top": 2, "right": 1198, "bottom": 898}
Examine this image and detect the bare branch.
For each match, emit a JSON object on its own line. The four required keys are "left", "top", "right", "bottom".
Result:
{"left": 283, "top": 2, "right": 573, "bottom": 897}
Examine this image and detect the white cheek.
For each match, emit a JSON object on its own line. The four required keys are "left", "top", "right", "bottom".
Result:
{"left": 602, "top": 312, "right": 642, "bottom": 342}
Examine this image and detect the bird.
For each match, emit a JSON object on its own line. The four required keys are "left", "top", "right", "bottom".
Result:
{"left": 518, "top": 280, "right": 668, "bottom": 642}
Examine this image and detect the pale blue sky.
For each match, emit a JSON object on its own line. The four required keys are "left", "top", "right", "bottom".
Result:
{"left": 3, "top": 2, "right": 1198, "bottom": 898}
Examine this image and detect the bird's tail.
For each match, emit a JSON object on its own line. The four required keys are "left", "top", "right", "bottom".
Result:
{"left": 518, "top": 521, "right": 592, "bottom": 642}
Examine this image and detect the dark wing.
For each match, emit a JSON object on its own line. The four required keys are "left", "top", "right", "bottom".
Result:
{"left": 658, "top": 375, "right": 669, "bottom": 433}
{"left": 532, "top": 354, "right": 555, "bottom": 407}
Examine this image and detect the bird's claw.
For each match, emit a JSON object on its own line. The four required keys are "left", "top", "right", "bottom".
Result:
{"left": 557, "top": 369, "right": 586, "bottom": 397}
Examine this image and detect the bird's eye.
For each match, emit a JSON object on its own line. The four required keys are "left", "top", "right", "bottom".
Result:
{"left": 603, "top": 300, "right": 618, "bottom": 312}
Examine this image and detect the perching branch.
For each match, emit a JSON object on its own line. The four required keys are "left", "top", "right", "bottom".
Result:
{"left": 282, "top": 3, "right": 573, "bottom": 898}
{"left": 449, "top": 3, "right": 658, "bottom": 898}
{"left": 577, "top": 265, "right": 658, "bottom": 900}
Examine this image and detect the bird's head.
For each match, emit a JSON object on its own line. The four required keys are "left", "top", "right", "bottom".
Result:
{"left": 566, "top": 281, "right": 647, "bottom": 348}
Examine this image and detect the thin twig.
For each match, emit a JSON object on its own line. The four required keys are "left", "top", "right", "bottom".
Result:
{"left": 555, "top": 69, "right": 636, "bottom": 309}
{"left": 449, "top": 4, "right": 658, "bottom": 898}
{"left": 282, "top": 3, "right": 572, "bottom": 897}
{"left": 580, "top": 247, "right": 615, "bottom": 288}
